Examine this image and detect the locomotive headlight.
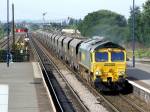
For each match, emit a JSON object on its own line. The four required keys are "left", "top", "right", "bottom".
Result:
{"left": 118, "top": 71, "right": 125, "bottom": 75}
{"left": 95, "top": 71, "right": 102, "bottom": 75}
{"left": 95, "top": 71, "right": 99, "bottom": 75}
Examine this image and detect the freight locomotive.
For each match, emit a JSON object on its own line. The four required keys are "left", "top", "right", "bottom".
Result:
{"left": 35, "top": 31, "right": 132, "bottom": 92}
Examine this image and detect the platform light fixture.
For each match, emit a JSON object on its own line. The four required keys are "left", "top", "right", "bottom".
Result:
{"left": 7, "top": 0, "right": 10, "bottom": 67}
{"left": 42, "top": 12, "right": 47, "bottom": 29}
{"left": 132, "top": 0, "right": 135, "bottom": 67}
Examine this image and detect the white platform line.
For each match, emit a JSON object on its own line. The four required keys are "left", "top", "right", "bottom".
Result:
{"left": 0, "top": 85, "right": 8, "bottom": 112}
{"left": 32, "top": 62, "right": 56, "bottom": 112}
{"left": 32, "top": 62, "right": 42, "bottom": 78}
{"left": 128, "top": 80, "right": 150, "bottom": 94}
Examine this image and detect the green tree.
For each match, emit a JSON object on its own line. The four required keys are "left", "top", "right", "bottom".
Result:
{"left": 78, "top": 10, "right": 128, "bottom": 44}
{"left": 128, "top": 6, "right": 143, "bottom": 43}
{"left": 0, "top": 22, "right": 4, "bottom": 38}
{"left": 142, "top": 0, "right": 150, "bottom": 45}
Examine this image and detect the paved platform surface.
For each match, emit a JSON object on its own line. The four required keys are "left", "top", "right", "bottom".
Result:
{"left": 0, "top": 62, "right": 54, "bottom": 112}
{"left": 127, "top": 61, "right": 150, "bottom": 90}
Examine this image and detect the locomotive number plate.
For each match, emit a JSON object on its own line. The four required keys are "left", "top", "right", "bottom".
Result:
{"left": 104, "top": 63, "right": 115, "bottom": 66}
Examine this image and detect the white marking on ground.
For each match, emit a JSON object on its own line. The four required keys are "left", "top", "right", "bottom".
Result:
{"left": 32, "top": 62, "right": 56, "bottom": 112}
{"left": 32, "top": 62, "right": 42, "bottom": 78}
{"left": 0, "top": 85, "right": 8, "bottom": 112}
{"left": 128, "top": 80, "right": 150, "bottom": 94}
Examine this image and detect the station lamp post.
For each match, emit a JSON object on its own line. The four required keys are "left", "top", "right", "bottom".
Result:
{"left": 12, "top": 3, "right": 15, "bottom": 48}
{"left": 7, "top": 0, "right": 10, "bottom": 67}
{"left": 132, "top": 0, "right": 135, "bottom": 67}
{"left": 42, "top": 12, "right": 47, "bottom": 29}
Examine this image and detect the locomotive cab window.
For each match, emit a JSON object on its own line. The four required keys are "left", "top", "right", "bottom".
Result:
{"left": 95, "top": 52, "right": 108, "bottom": 62}
{"left": 111, "top": 52, "right": 124, "bottom": 62}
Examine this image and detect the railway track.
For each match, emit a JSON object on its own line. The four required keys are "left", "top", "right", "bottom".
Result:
{"left": 0, "top": 38, "right": 8, "bottom": 49}
{"left": 30, "top": 36, "right": 89, "bottom": 112}
{"left": 69, "top": 62, "right": 149, "bottom": 111}
{"left": 0, "top": 34, "right": 21, "bottom": 50}
{"left": 32, "top": 34, "right": 119, "bottom": 112}
{"left": 32, "top": 33, "right": 149, "bottom": 112}
{"left": 0, "top": 36, "right": 16, "bottom": 49}
{"left": 102, "top": 94, "right": 146, "bottom": 112}
{"left": 73, "top": 72, "right": 148, "bottom": 112}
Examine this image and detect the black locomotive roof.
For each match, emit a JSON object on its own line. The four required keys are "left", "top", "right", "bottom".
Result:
{"left": 80, "top": 39, "right": 125, "bottom": 52}
{"left": 90, "top": 41, "right": 125, "bottom": 51}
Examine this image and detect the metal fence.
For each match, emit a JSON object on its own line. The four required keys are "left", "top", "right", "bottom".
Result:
{"left": 0, "top": 50, "right": 30, "bottom": 62}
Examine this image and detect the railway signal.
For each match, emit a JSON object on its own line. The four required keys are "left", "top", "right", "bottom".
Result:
{"left": 132, "top": 0, "right": 135, "bottom": 67}
{"left": 15, "top": 28, "right": 28, "bottom": 33}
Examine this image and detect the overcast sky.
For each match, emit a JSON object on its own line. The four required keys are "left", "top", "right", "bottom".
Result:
{"left": 0, "top": 0, "right": 147, "bottom": 21}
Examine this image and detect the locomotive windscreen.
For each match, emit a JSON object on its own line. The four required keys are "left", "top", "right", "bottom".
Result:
{"left": 95, "top": 52, "right": 108, "bottom": 62}
{"left": 111, "top": 52, "right": 124, "bottom": 62}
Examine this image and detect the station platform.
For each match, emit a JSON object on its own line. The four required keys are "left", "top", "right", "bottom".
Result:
{"left": 0, "top": 62, "right": 54, "bottom": 112}
{"left": 127, "top": 61, "right": 150, "bottom": 90}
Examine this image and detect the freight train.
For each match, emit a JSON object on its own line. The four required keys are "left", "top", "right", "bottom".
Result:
{"left": 34, "top": 31, "right": 132, "bottom": 92}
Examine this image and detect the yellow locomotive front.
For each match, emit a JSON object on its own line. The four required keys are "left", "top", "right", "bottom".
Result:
{"left": 91, "top": 48, "right": 127, "bottom": 84}
{"left": 79, "top": 40, "right": 132, "bottom": 91}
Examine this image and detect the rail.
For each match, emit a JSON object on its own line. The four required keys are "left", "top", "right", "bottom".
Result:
{"left": 30, "top": 36, "right": 89, "bottom": 112}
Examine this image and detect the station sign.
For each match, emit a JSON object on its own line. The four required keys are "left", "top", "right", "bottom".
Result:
{"left": 15, "top": 28, "right": 28, "bottom": 33}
